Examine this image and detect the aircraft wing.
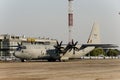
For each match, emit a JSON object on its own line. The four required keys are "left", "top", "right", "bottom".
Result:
{"left": 80, "top": 44, "right": 119, "bottom": 50}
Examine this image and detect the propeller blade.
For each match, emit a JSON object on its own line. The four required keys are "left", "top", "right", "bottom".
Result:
{"left": 74, "top": 41, "right": 78, "bottom": 46}
{"left": 72, "top": 39, "right": 74, "bottom": 45}
{"left": 69, "top": 48, "right": 72, "bottom": 52}
{"left": 75, "top": 47, "right": 79, "bottom": 51}
{"left": 17, "top": 42, "right": 20, "bottom": 46}
{"left": 60, "top": 41, "right": 63, "bottom": 46}
{"left": 73, "top": 49, "right": 75, "bottom": 54}
{"left": 56, "top": 41, "right": 59, "bottom": 45}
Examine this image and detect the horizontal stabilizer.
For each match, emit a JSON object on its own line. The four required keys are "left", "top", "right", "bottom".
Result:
{"left": 80, "top": 44, "right": 118, "bottom": 50}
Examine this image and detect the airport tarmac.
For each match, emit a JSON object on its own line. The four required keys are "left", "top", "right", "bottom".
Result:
{"left": 0, "top": 59, "right": 120, "bottom": 80}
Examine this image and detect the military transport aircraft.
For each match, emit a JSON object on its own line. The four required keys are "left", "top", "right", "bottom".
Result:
{"left": 0, "top": 23, "right": 118, "bottom": 62}
{"left": 10, "top": 23, "right": 120, "bottom": 62}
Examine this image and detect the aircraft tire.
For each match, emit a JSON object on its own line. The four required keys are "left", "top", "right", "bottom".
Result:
{"left": 21, "top": 59, "right": 25, "bottom": 62}
{"left": 48, "top": 59, "right": 56, "bottom": 62}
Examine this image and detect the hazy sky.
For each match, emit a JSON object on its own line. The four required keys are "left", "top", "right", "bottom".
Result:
{"left": 0, "top": 0, "right": 120, "bottom": 44}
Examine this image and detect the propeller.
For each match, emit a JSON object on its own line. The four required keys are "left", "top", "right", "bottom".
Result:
{"left": 54, "top": 40, "right": 79, "bottom": 55}
{"left": 68, "top": 39, "right": 79, "bottom": 54}
{"left": 16, "top": 42, "right": 23, "bottom": 51}
{"left": 54, "top": 41, "right": 64, "bottom": 53}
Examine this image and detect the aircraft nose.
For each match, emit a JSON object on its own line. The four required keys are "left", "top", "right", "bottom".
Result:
{"left": 13, "top": 51, "right": 22, "bottom": 58}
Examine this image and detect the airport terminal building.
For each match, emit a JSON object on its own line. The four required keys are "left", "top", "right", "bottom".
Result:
{"left": 0, "top": 34, "right": 56, "bottom": 61}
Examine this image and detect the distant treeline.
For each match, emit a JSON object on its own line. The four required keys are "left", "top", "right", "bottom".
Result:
{"left": 86, "top": 48, "right": 120, "bottom": 57}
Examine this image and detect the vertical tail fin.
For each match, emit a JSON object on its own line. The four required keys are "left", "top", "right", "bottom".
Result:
{"left": 87, "top": 22, "right": 101, "bottom": 44}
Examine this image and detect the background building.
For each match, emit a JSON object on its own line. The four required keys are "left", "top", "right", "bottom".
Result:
{"left": 0, "top": 34, "right": 56, "bottom": 61}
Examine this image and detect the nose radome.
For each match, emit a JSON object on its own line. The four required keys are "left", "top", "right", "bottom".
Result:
{"left": 14, "top": 51, "right": 22, "bottom": 58}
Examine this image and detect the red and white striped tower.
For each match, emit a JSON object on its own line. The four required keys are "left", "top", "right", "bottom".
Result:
{"left": 68, "top": 0, "right": 73, "bottom": 43}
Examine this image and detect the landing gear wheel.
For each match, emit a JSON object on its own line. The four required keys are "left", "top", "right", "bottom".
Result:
{"left": 48, "top": 59, "right": 56, "bottom": 62}
{"left": 21, "top": 59, "right": 25, "bottom": 62}
{"left": 58, "top": 58, "right": 61, "bottom": 62}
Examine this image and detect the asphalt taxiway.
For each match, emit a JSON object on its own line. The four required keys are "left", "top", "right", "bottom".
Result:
{"left": 0, "top": 59, "right": 120, "bottom": 80}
